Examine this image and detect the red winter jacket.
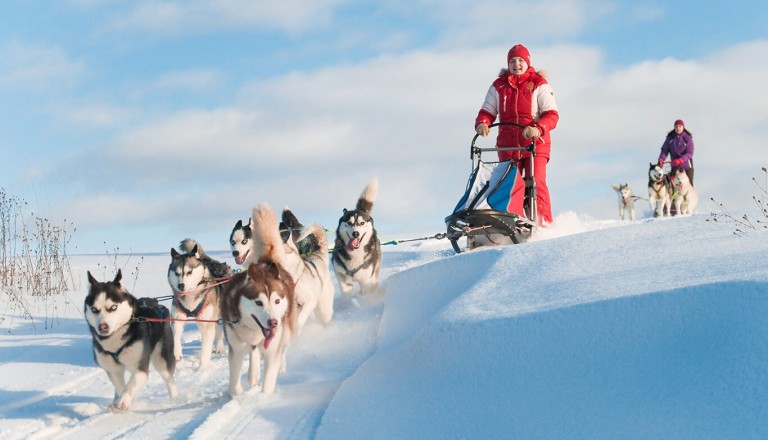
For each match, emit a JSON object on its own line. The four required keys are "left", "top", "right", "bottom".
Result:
{"left": 475, "top": 67, "right": 559, "bottom": 161}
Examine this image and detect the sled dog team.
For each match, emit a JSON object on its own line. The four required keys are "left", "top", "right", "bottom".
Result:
{"left": 611, "top": 163, "right": 698, "bottom": 221}
{"left": 85, "top": 180, "right": 381, "bottom": 412}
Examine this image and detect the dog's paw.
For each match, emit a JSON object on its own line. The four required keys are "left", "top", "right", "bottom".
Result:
{"left": 228, "top": 387, "right": 242, "bottom": 398}
{"left": 108, "top": 399, "right": 131, "bottom": 413}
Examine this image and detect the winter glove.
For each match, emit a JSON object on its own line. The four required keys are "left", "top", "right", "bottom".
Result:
{"left": 659, "top": 159, "right": 665, "bottom": 167}
{"left": 475, "top": 123, "right": 490, "bottom": 137}
{"left": 671, "top": 158, "right": 684, "bottom": 167}
{"left": 522, "top": 126, "right": 541, "bottom": 139}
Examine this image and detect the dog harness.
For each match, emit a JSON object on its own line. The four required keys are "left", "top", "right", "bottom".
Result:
{"left": 96, "top": 340, "right": 128, "bottom": 363}
{"left": 174, "top": 290, "right": 211, "bottom": 318}
{"left": 336, "top": 254, "right": 375, "bottom": 277}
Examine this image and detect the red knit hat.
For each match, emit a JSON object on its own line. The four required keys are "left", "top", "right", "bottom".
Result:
{"left": 507, "top": 44, "right": 531, "bottom": 66}
{"left": 674, "top": 119, "right": 684, "bottom": 127}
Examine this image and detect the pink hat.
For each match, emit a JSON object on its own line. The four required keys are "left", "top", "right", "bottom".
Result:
{"left": 507, "top": 44, "right": 531, "bottom": 66}
{"left": 674, "top": 119, "right": 685, "bottom": 127}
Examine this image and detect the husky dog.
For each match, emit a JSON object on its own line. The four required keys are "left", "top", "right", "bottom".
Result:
{"left": 229, "top": 208, "right": 319, "bottom": 269}
{"left": 85, "top": 270, "right": 177, "bottom": 411}
{"left": 332, "top": 179, "right": 382, "bottom": 296}
{"left": 611, "top": 183, "right": 636, "bottom": 221}
{"left": 672, "top": 169, "right": 698, "bottom": 215}
{"left": 167, "top": 239, "right": 232, "bottom": 369}
{"left": 648, "top": 163, "right": 673, "bottom": 217}
{"left": 229, "top": 218, "right": 253, "bottom": 266}
{"left": 280, "top": 207, "right": 322, "bottom": 257}
{"left": 250, "top": 204, "right": 334, "bottom": 332}
{"left": 220, "top": 217, "right": 299, "bottom": 397}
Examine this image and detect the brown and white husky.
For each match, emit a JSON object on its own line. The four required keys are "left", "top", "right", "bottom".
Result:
{"left": 220, "top": 205, "right": 299, "bottom": 397}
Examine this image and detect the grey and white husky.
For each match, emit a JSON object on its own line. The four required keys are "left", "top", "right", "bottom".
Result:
{"left": 167, "top": 239, "right": 232, "bottom": 369}
{"left": 648, "top": 163, "right": 673, "bottom": 218}
{"left": 332, "top": 179, "right": 382, "bottom": 296}
{"left": 612, "top": 183, "right": 636, "bottom": 221}
{"left": 85, "top": 270, "right": 177, "bottom": 411}
{"left": 220, "top": 206, "right": 299, "bottom": 397}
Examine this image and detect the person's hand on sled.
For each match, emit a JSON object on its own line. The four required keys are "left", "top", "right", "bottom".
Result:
{"left": 671, "top": 158, "right": 684, "bottom": 167}
{"left": 522, "top": 126, "right": 540, "bottom": 139}
{"left": 475, "top": 123, "right": 490, "bottom": 137}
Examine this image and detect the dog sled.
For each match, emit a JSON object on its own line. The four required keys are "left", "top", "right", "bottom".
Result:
{"left": 445, "top": 122, "right": 538, "bottom": 253}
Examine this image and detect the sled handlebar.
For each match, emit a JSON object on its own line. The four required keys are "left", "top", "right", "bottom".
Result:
{"left": 471, "top": 122, "right": 536, "bottom": 160}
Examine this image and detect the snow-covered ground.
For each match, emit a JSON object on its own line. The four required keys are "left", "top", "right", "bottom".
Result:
{"left": 1, "top": 212, "right": 767, "bottom": 439}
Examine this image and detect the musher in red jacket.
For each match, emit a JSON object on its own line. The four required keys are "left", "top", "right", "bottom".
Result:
{"left": 475, "top": 44, "right": 559, "bottom": 225}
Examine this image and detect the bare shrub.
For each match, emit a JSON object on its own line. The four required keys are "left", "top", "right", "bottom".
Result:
{"left": 0, "top": 188, "right": 75, "bottom": 330}
{"left": 94, "top": 243, "right": 144, "bottom": 292}
{"left": 708, "top": 167, "right": 768, "bottom": 235}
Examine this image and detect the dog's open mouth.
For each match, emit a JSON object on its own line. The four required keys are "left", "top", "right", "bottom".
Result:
{"left": 235, "top": 249, "right": 250, "bottom": 265}
{"left": 251, "top": 314, "right": 275, "bottom": 349}
{"left": 347, "top": 233, "right": 365, "bottom": 251}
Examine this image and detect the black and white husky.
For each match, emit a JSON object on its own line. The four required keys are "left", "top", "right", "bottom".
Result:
{"left": 648, "top": 163, "right": 673, "bottom": 218}
{"left": 229, "top": 218, "right": 253, "bottom": 267}
{"left": 220, "top": 206, "right": 299, "bottom": 397}
{"left": 85, "top": 270, "right": 177, "bottom": 411}
{"left": 229, "top": 208, "right": 319, "bottom": 268}
{"left": 167, "top": 239, "right": 232, "bottom": 369}
{"left": 332, "top": 179, "right": 382, "bottom": 296}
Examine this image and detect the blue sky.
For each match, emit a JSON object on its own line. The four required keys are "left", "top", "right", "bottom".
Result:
{"left": 2, "top": 0, "right": 767, "bottom": 254}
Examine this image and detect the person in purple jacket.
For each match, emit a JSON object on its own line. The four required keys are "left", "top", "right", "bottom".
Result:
{"left": 658, "top": 119, "right": 695, "bottom": 185}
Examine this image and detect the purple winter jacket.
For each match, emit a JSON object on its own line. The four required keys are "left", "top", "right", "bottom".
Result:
{"left": 658, "top": 131, "right": 694, "bottom": 171}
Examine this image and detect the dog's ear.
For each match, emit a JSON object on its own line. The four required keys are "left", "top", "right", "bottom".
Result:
{"left": 171, "top": 247, "right": 180, "bottom": 258}
{"left": 267, "top": 261, "right": 282, "bottom": 280}
{"left": 87, "top": 271, "right": 97, "bottom": 286}
{"left": 113, "top": 269, "right": 123, "bottom": 287}
{"left": 247, "top": 262, "right": 258, "bottom": 282}
{"left": 235, "top": 219, "right": 243, "bottom": 229}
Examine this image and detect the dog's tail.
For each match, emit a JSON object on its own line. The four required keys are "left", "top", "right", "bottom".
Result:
{"left": 297, "top": 224, "right": 328, "bottom": 256}
{"left": 179, "top": 238, "right": 204, "bottom": 256}
{"left": 355, "top": 178, "right": 379, "bottom": 213}
{"left": 251, "top": 203, "right": 285, "bottom": 265}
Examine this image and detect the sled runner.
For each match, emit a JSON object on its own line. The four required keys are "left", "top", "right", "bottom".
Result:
{"left": 445, "top": 122, "right": 538, "bottom": 253}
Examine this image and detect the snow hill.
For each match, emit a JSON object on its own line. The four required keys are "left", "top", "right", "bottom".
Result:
{"left": 1, "top": 213, "right": 766, "bottom": 439}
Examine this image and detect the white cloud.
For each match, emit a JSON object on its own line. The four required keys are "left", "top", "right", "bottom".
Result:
{"left": 0, "top": 41, "right": 86, "bottom": 90}
{"left": 150, "top": 69, "right": 224, "bottom": 92}
{"left": 108, "top": 0, "right": 348, "bottom": 35}
{"left": 381, "top": 0, "right": 598, "bottom": 48}
{"left": 629, "top": 3, "right": 665, "bottom": 22}
{"left": 62, "top": 103, "right": 135, "bottom": 128}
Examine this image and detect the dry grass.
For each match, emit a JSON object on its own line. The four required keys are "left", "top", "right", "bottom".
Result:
{"left": 708, "top": 167, "right": 768, "bottom": 235}
{"left": 1, "top": 188, "right": 75, "bottom": 330}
